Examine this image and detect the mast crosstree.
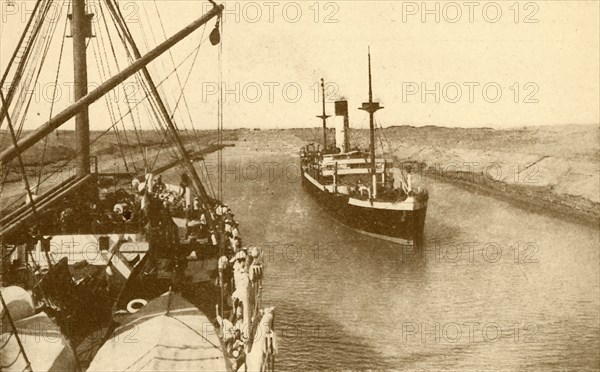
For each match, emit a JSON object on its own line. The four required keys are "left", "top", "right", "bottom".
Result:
{"left": 359, "top": 47, "right": 383, "bottom": 198}
{"left": 316, "top": 78, "right": 330, "bottom": 151}
{"left": 0, "top": 4, "right": 224, "bottom": 167}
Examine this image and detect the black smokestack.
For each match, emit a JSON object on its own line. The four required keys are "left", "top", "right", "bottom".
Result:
{"left": 335, "top": 100, "right": 348, "bottom": 116}
{"left": 335, "top": 100, "right": 350, "bottom": 152}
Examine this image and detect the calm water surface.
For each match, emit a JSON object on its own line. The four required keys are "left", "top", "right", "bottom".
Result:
{"left": 202, "top": 132, "right": 599, "bottom": 371}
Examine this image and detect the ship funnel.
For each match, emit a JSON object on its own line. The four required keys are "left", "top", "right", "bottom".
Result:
{"left": 334, "top": 100, "right": 350, "bottom": 153}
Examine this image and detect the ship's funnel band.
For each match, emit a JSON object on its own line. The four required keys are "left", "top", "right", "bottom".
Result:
{"left": 334, "top": 100, "right": 350, "bottom": 152}
{"left": 335, "top": 100, "right": 348, "bottom": 116}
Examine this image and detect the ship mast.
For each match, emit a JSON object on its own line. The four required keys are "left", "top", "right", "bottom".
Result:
{"left": 70, "top": 0, "right": 93, "bottom": 177}
{"left": 359, "top": 47, "right": 383, "bottom": 198}
{"left": 316, "top": 78, "right": 330, "bottom": 151}
{"left": 0, "top": 5, "right": 224, "bottom": 165}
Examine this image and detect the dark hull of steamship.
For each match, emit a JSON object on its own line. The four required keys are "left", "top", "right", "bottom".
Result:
{"left": 300, "top": 168, "right": 427, "bottom": 246}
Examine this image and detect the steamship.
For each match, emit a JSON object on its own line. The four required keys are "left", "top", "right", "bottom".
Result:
{"left": 300, "top": 51, "right": 428, "bottom": 246}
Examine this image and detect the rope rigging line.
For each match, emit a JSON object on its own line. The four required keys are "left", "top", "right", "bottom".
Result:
{"left": 135, "top": 1, "right": 179, "bottom": 132}
{"left": 105, "top": 0, "right": 171, "bottom": 136}
{"left": 2, "top": 1, "right": 216, "bottom": 209}
{"left": 8, "top": 6, "right": 65, "bottom": 194}
{"left": 99, "top": 0, "right": 147, "bottom": 170}
{"left": 3, "top": 2, "right": 45, "bottom": 143}
{"left": 2, "top": 245, "right": 18, "bottom": 266}
{"left": 98, "top": 0, "right": 192, "bottom": 189}
{"left": 139, "top": 2, "right": 195, "bottom": 151}
{"left": 87, "top": 29, "right": 210, "bottom": 137}
{"left": 215, "top": 12, "right": 226, "bottom": 322}
{"left": 12, "top": 0, "right": 60, "bottom": 139}
{"left": 0, "top": 76, "right": 40, "bottom": 226}
{"left": 135, "top": 8, "right": 197, "bottom": 170}
{"left": 374, "top": 115, "right": 404, "bottom": 158}
{"left": 152, "top": 0, "right": 204, "bottom": 151}
{"left": 354, "top": 112, "right": 368, "bottom": 150}
{"left": 36, "top": 1, "right": 70, "bottom": 192}
{"left": 139, "top": 2, "right": 170, "bottom": 95}
{"left": 201, "top": 158, "right": 216, "bottom": 199}
{"left": 149, "top": 15, "right": 209, "bottom": 172}
{"left": 217, "top": 15, "right": 224, "bottom": 201}
{"left": 136, "top": 73, "right": 185, "bottom": 169}
{"left": 0, "top": 0, "right": 44, "bottom": 89}
{"left": 102, "top": 0, "right": 152, "bottom": 133}
{"left": 105, "top": 0, "right": 184, "bottom": 169}
{"left": 0, "top": 330, "right": 15, "bottom": 349}
{"left": 0, "top": 0, "right": 47, "bottom": 132}
{"left": 93, "top": 8, "right": 139, "bottom": 173}
{"left": 0, "top": 288, "right": 33, "bottom": 371}
{"left": 109, "top": 0, "right": 217, "bottom": 191}
{"left": 373, "top": 115, "right": 410, "bottom": 188}
{"left": 0, "top": 0, "right": 123, "bottom": 203}
{"left": 90, "top": 27, "right": 128, "bottom": 169}
{"left": 147, "top": 40, "right": 209, "bottom": 171}
{"left": 207, "top": 161, "right": 218, "bottom": 202}
{"left": 0, "top": 349, "right": 24, "bottom": 369}
{"left": 374, "top": 116, "right": 387, "bottom": 155}
{"left": 16, "top": 50, "right": 203, "bottom": 205}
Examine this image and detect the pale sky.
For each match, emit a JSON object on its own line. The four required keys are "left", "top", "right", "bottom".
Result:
{"left": 1, "top": 0, "right": 599, "bottom": 131}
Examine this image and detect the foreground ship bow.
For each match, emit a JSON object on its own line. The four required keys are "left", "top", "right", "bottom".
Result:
{"left": 1, "top": 1, "right": 277, "bottom": 371}
{"left": 300, "top": 52, "right": 428, "bottom": 246}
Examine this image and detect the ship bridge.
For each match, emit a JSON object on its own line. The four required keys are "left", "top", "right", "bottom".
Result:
{"left": 321, "top": 151, "right": 390, "bottom": 177}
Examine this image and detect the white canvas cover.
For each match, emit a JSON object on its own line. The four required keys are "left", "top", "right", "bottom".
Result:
{"left": 0, "top": 312, "right": 77, "bottom": 372}
{"left": 88, "top": 292, "right": 229, "bottom": 371}
{"left": 1, "top": 286, "right": 34, "bottom": 324}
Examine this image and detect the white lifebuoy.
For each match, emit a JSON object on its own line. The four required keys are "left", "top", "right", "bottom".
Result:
{"left": 126, "top": 299, "right": 148, "bottom": 313}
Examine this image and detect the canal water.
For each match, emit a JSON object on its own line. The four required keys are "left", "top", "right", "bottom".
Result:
{"left": 203, "top": 131, "right": 599, "bottom": 371}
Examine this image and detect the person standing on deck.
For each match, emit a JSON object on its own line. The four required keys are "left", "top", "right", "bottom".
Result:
{"left": 179, "top": 173, "right": 190, "bottom": 200}
{"left": 402, "top": 165, "right": 414, "bottom": 195}
{"left": 153, "top": 175, "right": 166, "bottom": 194}
{"left": 231, "top": 236, "right": 242, "bottom": 253}
{"left": 216, "top": 203, "right": 229, "bottom": 217}
{"left": 224, "top": 219, "right": 234, "bottom": 236}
